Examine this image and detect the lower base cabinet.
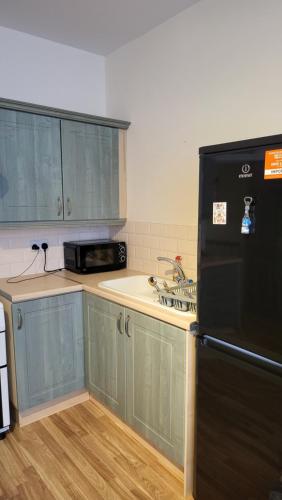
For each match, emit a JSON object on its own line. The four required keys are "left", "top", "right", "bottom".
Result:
{"left": 84, "top": 294, "right": 125, "bottom": 418}
{"left": 84, "top": 293, "right": 186, "bottom": 466}
{"left": 12, "top": 292, "right": 84, "bottom": 412}
{"left": 125, "top": 308, "right": 186, "bottom": 467}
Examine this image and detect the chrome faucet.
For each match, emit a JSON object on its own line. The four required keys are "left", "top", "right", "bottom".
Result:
{"left": 157, "top": 256, "right": 186, "bottom": 282}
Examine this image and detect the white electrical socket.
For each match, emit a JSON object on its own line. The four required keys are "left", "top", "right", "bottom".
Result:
{"left": 30, "top": 240, "right": 48, "bottom": 250}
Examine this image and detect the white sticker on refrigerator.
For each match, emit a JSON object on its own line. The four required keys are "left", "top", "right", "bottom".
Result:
{"left": 213, "top": 202, "right": 227, "bottom": 225}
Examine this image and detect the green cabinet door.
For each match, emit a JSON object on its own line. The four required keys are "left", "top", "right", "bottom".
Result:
{"left": 84, "top": 294, "right": 125, "bottom": 418}
{"left": 125, "top": 309, "right": 186, "bottom": 466}
{"left": 0, "top": 109, "right": 63, "bottom": 221}
{"left": 61, "top": 120, "right": 119, "bottom": 220}
{"left": 12, "top": 292, "right": 84, "bottom": 412}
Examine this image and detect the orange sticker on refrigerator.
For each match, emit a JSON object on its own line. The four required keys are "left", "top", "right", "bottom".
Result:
{"left": 264, "top": 149, "right": 282, "bottom": 179}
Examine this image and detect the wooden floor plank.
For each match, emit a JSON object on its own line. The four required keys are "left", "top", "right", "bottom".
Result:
{"left": 16, "top": 465, "right": 55, "bottom": 500}
{"left": 33, "top": 421, "right": 105, "bottom": 500}
{"left": 0, "top": 400, "right": 184, "bottom": 500}
{"left": 14, "top": 426, "right": 84, "bottom": 500}
{"left": 82, "top": 405, "right": 184, "bottom": 498}
{"left": 46, "top": 410, "right": 150, "bottom": 500}
{"left": 42, "top": 417, "right": 127, "bottom": 500}
{"left": 66, "top": 404, "right": 164, "bottom": 500}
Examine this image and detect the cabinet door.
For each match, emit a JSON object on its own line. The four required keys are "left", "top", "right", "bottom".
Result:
{"left": 125, "top": 309, "right": 186, "bottom": 466}
{"left": 61, "top": 120, "right": 119, "bottom": 220}
{"left": 0, "top": 109, "right": 63, "bottom": 221}
{"left": 84, "top": 294, "right": 125, "bottom": 418}
{"left": 12, "top": 293, "right": 84, "bottom": 412}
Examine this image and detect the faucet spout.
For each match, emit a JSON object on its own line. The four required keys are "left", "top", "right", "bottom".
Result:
{"left": 157, "top": 256, "right": 186, "bottom": 281}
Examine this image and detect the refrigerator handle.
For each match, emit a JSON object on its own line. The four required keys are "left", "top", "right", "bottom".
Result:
{"left": 188, "top": 321, "right": 199, "bottom": 337}
{"left": 202, "top": 336, "right": 282, "bottom": 377}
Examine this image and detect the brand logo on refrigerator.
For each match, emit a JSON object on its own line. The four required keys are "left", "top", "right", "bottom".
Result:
{"left": 239, "top": 164, "right": 253, "bottom": 178}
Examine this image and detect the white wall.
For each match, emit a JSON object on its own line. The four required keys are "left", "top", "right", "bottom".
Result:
{"left": 0, "top": 27, "right": 108, "bottom": 277}
{"left": 3, "top": 0, "right": 282, "bottom": 278}
{"left": 0, "top": 27, "right": 106, "bottom": 114}
{"left": 106, "top": 0, "right": 282, "bottom": 227}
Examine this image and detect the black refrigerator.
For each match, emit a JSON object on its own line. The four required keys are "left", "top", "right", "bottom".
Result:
{"left": 195, "top": 135, "right": 282, "bottom": 500}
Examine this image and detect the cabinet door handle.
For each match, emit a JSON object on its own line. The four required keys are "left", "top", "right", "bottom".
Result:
{"left": 57, "top": 197, "right": 63, "bottom": 216}
{"left": 67, "top": 197, "right": 72, "bottom": 216}
{"left": 117, "top": 312, "right": 123, "bottom": 334}
{"left": 125, "top": 315, "right": 131, "bottom": 337}
{"left": 17, "top": 309, "right": 23, "bottom": 330}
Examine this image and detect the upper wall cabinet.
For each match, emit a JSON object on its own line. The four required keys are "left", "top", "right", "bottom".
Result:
{"left": 61, "top": 120, "right": 119, "bottom": 220}
{"left": 0, "top": 99, "right": 129, "bottom": 224}
{"left": 0, "top": 109, "right": 63, "bottom": 222}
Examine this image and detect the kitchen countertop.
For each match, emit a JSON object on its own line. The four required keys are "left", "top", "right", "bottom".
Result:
{"left": 0, "top": 273, "right": 82, "bottom": 302}
{"left": 0, "top": 269, "right": 196, "bottom": 330}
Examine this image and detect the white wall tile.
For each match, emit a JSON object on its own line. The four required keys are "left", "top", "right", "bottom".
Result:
{"left": 135, "top": 246, "right": 150, "bottom": 259}
{"left": 178, "top": 239, "right": 197, "bottom": 256}
{"left": 128, "top": 234, "right": 140, "bottom": 246}
{"left": 123, "top": 220, "right": 198, "bottom": 279}
{"left": 0, "top": 264, "right": 11, "bottom": 278}
{"left": 2, "top": 220, "right": 198, "bottom": 281}
{"left": 158, "top": 237, "right": 178, "bottom": 253}
{"left": 149, "top": 223, "right": 168, "bottom": 237}
{"left": 134, "top": 221, "right": 150, "bottom": 234}
{"left": 128, "top": 257, "right": 144, "bottom": 272}
{"left": 144, "top": 261, "right": 159, "bottom": 275}
{"left": 149, "top": 248, "right": 164, "bottom": 261}
{"left": 0, "top": 225, "right": 111, "bottom": 278}
{"left": 124, "top": 221, "right": 135, "bottom": 233}
{"left": 128, "top": 234, "right": 156, "bottom": 249}
{"left": 187, "top": 226, "right": 198, "bottom": 241}
{"left": 0, "top": 238, "right": 10, "bottom": 250}
{"left": 127, "top": 245, "right": 136, "bottom": 258}
{"left": 165, "top": 225, "right": 187, "bottom": 240}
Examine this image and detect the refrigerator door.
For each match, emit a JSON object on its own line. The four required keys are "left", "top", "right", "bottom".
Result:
{"left": 195, "top": 336, "right": 282, "bottom": 500}
{"left": 199, "top": 141, "right": 282, "bottom": 363}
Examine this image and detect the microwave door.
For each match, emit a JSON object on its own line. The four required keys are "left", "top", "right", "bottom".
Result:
{"left": 84, "top": 247, "right": 115, "bottom": 269}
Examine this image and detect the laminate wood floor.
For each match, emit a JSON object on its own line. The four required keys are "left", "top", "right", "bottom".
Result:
{"left": 0, "top": 400, "right": 184, "bottom": 499}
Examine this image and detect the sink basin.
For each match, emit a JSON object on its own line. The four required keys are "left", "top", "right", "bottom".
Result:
{"left": 99, "top": 275, "right": 161, "bottom": 301}
{"left": 98, "top": 275, "right": 192, "bottom": 315}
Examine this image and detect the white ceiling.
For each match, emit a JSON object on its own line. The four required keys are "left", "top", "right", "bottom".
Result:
{"left": 0, "top": 0, "right": 200, "bottom": 56}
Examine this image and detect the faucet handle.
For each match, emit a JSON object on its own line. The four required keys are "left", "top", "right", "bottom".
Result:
{"left": 173, "top": 255, "right": 183, "bottom": 281}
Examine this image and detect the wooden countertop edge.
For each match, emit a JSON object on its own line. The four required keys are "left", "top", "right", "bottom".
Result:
{"left": 1, "top": 284, "right": 83, "bottom": 303}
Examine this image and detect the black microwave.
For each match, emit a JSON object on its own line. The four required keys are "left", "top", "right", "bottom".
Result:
{"left": 63, "top": 240, "right": 127, "bottom": 274}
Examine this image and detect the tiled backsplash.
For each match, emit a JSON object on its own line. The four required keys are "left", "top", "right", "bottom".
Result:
{"left": 111, "top": 221, "right": 198, "bottom": 281}
{"left": 0, "top": 226, "right": 111, "bottom": 278}
{"left": 1, "top": 221, "right": 197, "bottom": 281}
